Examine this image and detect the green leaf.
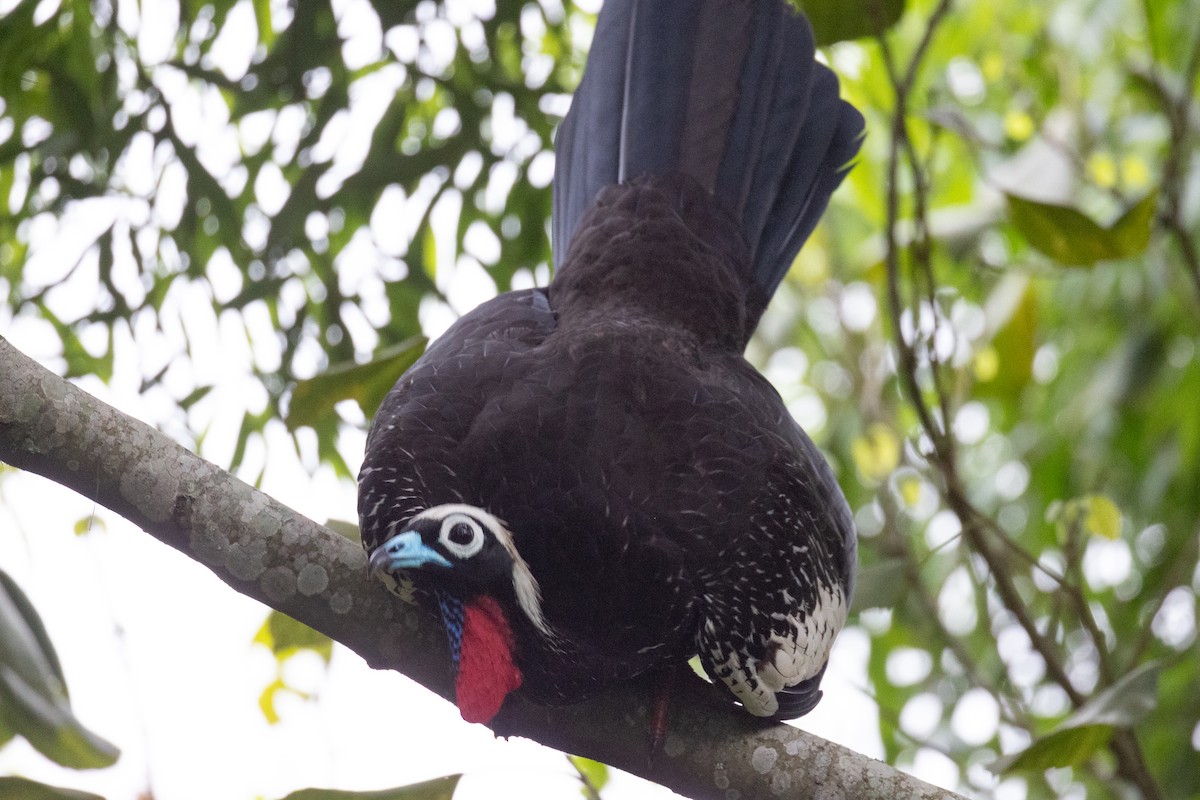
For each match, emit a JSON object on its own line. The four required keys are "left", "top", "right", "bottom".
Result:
{"left": 258, "top": 676, "right": 289, "bottom": 725}
{"left": 1005, "top": 193, "right": 1157, "bottom": 267}
{"left": 36, "top": 302, "right": 114, "bottom": 383}
{"left": 278, "top": 775, "right": 462, "bottom": 800}
{"left": 323, "top": 519, "right": 361, "bottom": 543}
{"left": 253, "top": 0, "right": 275, "bottom": 47}
{"left": 990, "top": 724, "right": 1114, "bottom": 773}
{"left": 285, "top": 336, "right": 428, "bottom": 430}
{"left": 254, "top": 610, "right": 333, "bottom": 662}
{"left": 568, "top": 755, "right": 610, "bottom": 798}
{"left": 179, "top": 384, "right": 215, "bottom": 411}
{"left": 1108, "top": 192, "right": 1157, "bottom": 256}
{"left": 796, "top": 0, "right": 906, "bottom": 46}
{"left": 1066, "top": 661, "right": 1160, "bottom": 728}
{"left": 980, "top": 276, "right": 1037, "bottom": 396}
{"left": 0, "top": 569, "right": 67, "bottom": 689}
{"left": 1064, "top": 495, "right": 1123, "bottom": 540}
{"left": 851, "top": 559, "right": 908, "bottom": 613}
{"left": 0, "top": 569, "right": 120, "bottom": 769}
{"left": 0, "top": 777, "right": 106, "bottom": 800}
{"left": 991, "top": 662, "right": 1160, "bottom": 774}
{"left": 72, "top": 515, "right": 105, "bottom": 537}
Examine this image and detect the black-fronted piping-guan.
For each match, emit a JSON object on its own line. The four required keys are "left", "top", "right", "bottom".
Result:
{"left": 359, "top": 0, "right": 864, "bottom": 725}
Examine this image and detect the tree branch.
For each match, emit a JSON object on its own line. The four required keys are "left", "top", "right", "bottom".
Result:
{"left": 877, "top": 4, "right": 1162, "bottom": 797}
{"left": 0, "top": 336, "right": 962, "bottom": 800}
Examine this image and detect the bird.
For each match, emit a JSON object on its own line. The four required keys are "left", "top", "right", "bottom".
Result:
{"left": 358, "top": 0, "right": 863, "bottom": 726}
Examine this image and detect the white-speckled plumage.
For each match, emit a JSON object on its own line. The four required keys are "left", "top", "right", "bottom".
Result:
{"left": 717, "top": 584, "right": 847, "bottom": 716}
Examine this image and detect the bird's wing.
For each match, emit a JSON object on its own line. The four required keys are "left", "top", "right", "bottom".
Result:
{"left": 684, "top": 362, "right": 855, "bottom": 718}
{"left": 694, "top": 449, "right": 853, "bottom": 717}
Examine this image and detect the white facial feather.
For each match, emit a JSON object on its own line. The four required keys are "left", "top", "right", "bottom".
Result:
{"left": 412, "top": 504, "right": 557, "bottom": 641}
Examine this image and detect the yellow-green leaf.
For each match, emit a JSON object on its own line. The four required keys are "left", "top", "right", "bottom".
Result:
{"left": 568, "top": 755, "right": 610, "bottom": 798}
{"left": 72, "top": 516, "right": 105, "bottom": 537}
{"left": 254, "top": 611, "right": 333, "bottom": 662}
{"left": 279, "top": 775, "right": 462, "bottom": 800}
{"left": 253, "top": 0, "right": 275, "bottom": 46}
{"left": 259, "top": 677, "right": 287, "bottom": 725}
{"left": 1006, "top": 193, "right": 1157, "bottom": 267}
{"left": 422, "top": 225, "right": 439, "bottom": 281}
{"left": 851, "top": 423, "right": 900, "bottom": 482}
{"left": 894, "top": 472, "right": 923, "bottom": 509}
{"left": 1063, "top": 494, "right": 1123, "bottom": 540}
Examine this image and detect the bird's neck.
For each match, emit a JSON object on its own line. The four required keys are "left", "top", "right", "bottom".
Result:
{"left": 437, "top": 590, "right": 523, "bottom": 723}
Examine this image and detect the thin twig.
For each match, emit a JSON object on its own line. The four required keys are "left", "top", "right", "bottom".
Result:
{"left": 877, "top": 4, "right": 1165, "bottom": 797}
{"left": 1147, "top": 25, "right": 1200, "bottom": 303}
{"left": 1127, "top": 529, "right": 1200, "bottom": 668}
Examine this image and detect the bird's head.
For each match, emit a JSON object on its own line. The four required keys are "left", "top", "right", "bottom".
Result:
{"left": 366, "top": 504, "right": 553, "bottom": 724}
{"left": 369, "top": 505, "right": 511, "bottom": 584}
{"left": 367, "top": 504, "right": 552, "bottom": 638}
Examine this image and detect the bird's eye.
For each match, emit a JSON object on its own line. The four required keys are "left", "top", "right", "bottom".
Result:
{"left": 448, "top": 523, "right": 475, "bottom": 545}
{"left": 439, "top": 514, "right": 484, "bottom": 558}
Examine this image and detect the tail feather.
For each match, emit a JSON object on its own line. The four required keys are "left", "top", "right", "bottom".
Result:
{"left": 711, "top": 0, "right": 797, "bottom": 222}
{"left": 674, "top": 0, "right": 754, "bottom": 193}
{"left": 550, "top": 1, "right": 632, "bottom": 259}
{"left": 552, "top": 0, "right": 863, "bottom": 332}
{"left": 616, "top": 0, "right": 702, "bottom": 182}
{"left": 771, "top": 661, "right": 828, "bottom": 720}
{"left": 749, "top": 72, "right": 865, "bottom": 321}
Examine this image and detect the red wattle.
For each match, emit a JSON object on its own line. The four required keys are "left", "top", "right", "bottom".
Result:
{"left": 455, "top": 595, "right": 522, "bottom": 723}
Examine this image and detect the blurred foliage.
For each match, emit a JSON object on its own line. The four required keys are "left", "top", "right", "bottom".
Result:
{"left": 0, "top": 568, "right": 119, "bottom": 770}
{"left": 989, "top": 662, "right": 1159, "bottom": 774}
{"left": 0, "top": 776, "right": 106, "bottom": 800}
{"left": 568, "top": 754, "right": 610, "bottom": 800}
{"left": 254, "top": 609, "right": 334, "bottom": 724}
{"left": 276, "top": 774, "right": 462, "bottom": 800}
{"left": 1, "top": 0, "right": 1199, "bottom": 798}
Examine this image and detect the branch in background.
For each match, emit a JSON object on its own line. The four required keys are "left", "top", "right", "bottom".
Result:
{"left": 876, "top": 5, "right": 1164, "bottom": 799}
{"left": 877, "top": 490, "right": 1030, "bottom": 731}
{"left": 1137, "top": 23, "right": 1200, "bottom": 303}
{"left": 0, "top": 337, "right": 963, "bottom": 800}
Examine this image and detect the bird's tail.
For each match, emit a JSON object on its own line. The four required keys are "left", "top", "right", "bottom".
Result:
{"left": 552, "top": 0, "right": 864, "bottom": 332}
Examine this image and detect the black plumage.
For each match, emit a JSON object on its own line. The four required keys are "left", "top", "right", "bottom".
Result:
{"left": 359, "top": 0, "right": 862, "bottom": 722}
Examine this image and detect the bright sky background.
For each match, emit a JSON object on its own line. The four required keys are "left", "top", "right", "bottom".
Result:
{"left": 0, "top": 0, "right": 1045, "bottom": 797}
